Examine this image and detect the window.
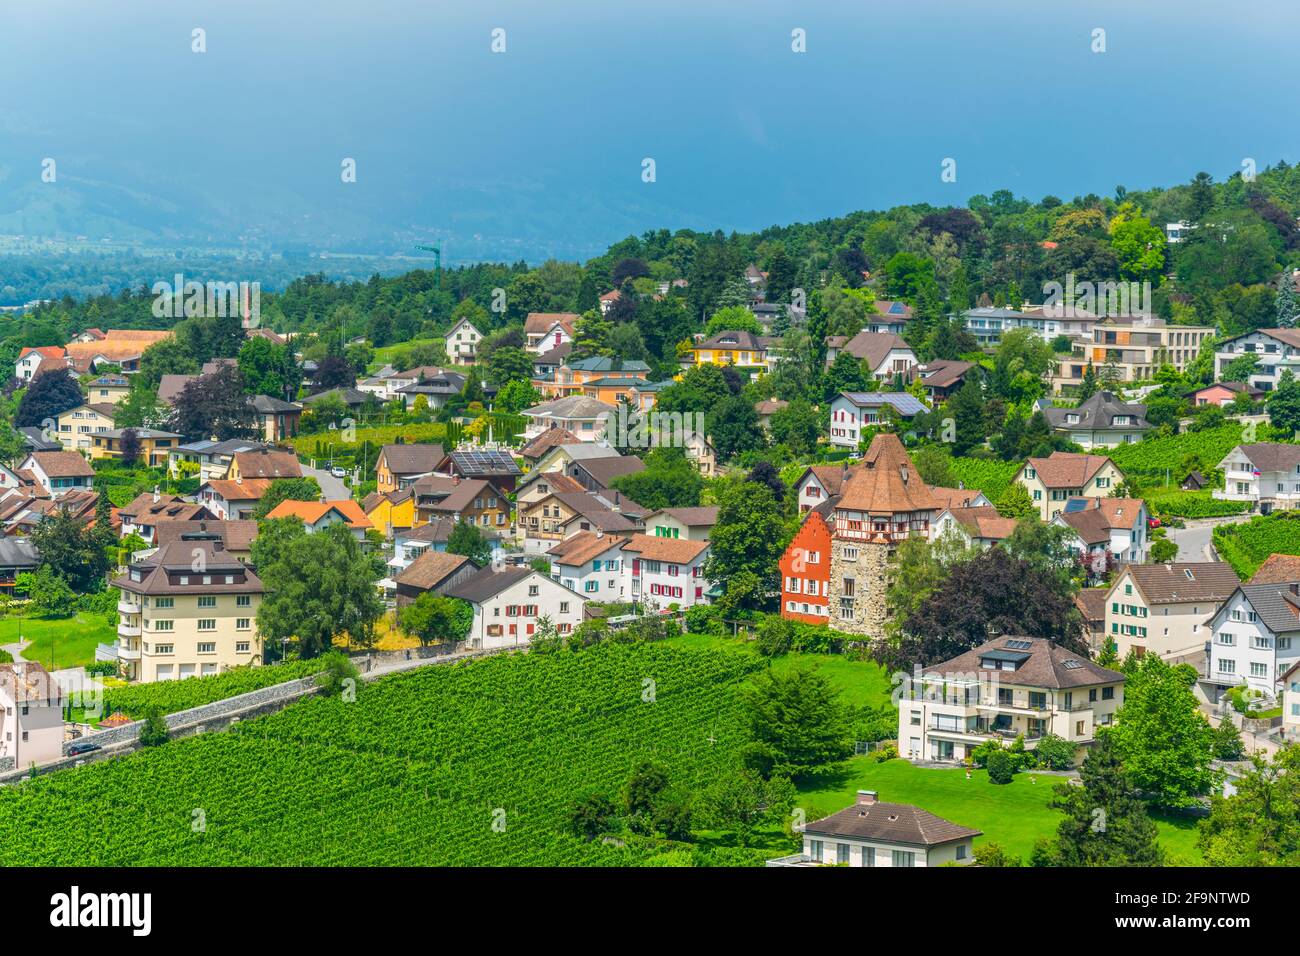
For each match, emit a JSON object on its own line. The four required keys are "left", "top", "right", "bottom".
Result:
{"left": 153, "top": 619, "right": 174, "bottom": 632}
{"left": 236, "top": 618, "right": 250, "bottom": 630}
{"left": 559, "top": 602, "right": 569, "bottom": 614}
{"left": 197, "top": 619, "right": 216, "bottom": 631}
{"left": 155, "top": 643, "right": 174, "bottom": 654}
{"left": 808, "top": 840, "right": 823, "bottom": 861}
{"left": 837, "top": 843, "right": 850, "bottom": 864}
{"left": 1217, "top": 632, "right": 1236, "bottom": 646}
{"left": 236, "top": 641, "right": 250, "bottom": 653}
{"left": 891, "top": 850, "right": 915, "bottom": 868}
{"left": 155, "top": 597, "right": 174, "bottom": 609}
{"left": 1219, "top": 658, "right": 1236, "bottom": 674}
{"left": 1251, "top": 662, "right": 1268, "bottom": 678}
{"left": 862, "top": 847, "right": 875, "bottom": 867}
{"left": 1102, "top": 686, "right": 1114, "bottom": 700}
{"left": 197, "top": 642, "right": 216, "bottom": 654}
{"left": 236, "top": 595, "right": 251, "bottom": 607}
{"left": 197, "top": 595, "right": 216, "bottom": 608}
{"left": 956, "top": 844, "right": 968, "bottom": 861}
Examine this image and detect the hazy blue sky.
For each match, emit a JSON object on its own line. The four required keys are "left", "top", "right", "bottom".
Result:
{"left": 1, "top": 0, "right": 1297, "bottom": 262}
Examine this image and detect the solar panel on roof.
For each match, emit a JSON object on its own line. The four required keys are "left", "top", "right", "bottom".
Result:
{"left": 1004, "top": 639, "right": 1032, "bottom": 649}
{"left": 1062, "top": 660, "right": 1084, "bottom": 669}
{"left": 1063, "top": 499, "right": 1090, "bottom": 513}
{"left": 888, "top": 302, "right": 906, "bottom": 314}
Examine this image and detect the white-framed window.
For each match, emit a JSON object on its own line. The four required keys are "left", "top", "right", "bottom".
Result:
{"left": 197, "top": 619, "right": 216, "bottom": 631}
{"left": 236, "top": 618, "right": 250, "bottom": 630}
{"left": 197, "top": 642, "right": 216, "bottom": 654}
{"left": 197, "top": 595, "right": 216, "bottom": 608}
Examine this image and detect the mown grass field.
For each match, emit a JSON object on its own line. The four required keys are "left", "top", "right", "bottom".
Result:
{"left": 0, "top": 613, "right": 117, "bottom": 670}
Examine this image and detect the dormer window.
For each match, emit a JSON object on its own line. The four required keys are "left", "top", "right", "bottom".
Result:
{"left": 1066, "top": 414, "right": 1079, "bottom": 425}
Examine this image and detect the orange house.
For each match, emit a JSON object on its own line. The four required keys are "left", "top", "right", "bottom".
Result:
{"left": 779, "top": 506, "right": 833, "bottom": 624}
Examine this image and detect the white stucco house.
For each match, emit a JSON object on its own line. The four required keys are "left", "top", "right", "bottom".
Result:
{"left": 1205, "top": 581, "right": 1300, "bottom": 703}
{"left": 440, "top": 566, "right": 585, "bottom": 648}
{"left": 1214, "top": 443, "right": 1300, "bottom": 512}
{"left": 546, "top": 531, "right": 627, "bottom": 601}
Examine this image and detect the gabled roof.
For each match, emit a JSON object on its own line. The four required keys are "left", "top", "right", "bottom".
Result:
{"left": 525, "top": 312, "right": 580, "bottom": 335}
{"left": 233, "top": 448, "right": 301, "bottom": 479}
{"left": 1229, "top": 443, "right": 1300, "bottom": 473}
{"left": 829, "top": 331, "right": 914, "bottom": 369}
{"left": 395, "top": 550, "right": 474, "bottom": 590}
{"left": 118, "top": 492, "right": 209, "bottom": 523}
{"left": 925, "top": 635, "right": 1123, "bottom": 690}
{"left": 266, "top": 499, "right": 371, "bottom": 530}
{"left": 520, "top": 426, "right": 580, "bottom": 460}
{"left": 1250, "top": 554, "right": 1300, "bottom": 585}
{"left": 114, "top": 539, "right": 263, "bottom": 596}
{"left": 646, "top": 506, "right": 719, "bottom": 527}
{"left": 444, "top": 449, "right": 522, "bottom": 478}
{"left": 944, "top": 505, "right": 1017, "bottom": 541}
{"left": 914, "top": 359, "right": 974, "bottom": 389}
{"left": 696, "top": 330, "right": 778, "bottom": 351}
{"left": 1216, "top": 327, "right": 1300, "bottom": 350}
{"left": 395, "top": 516, "right": 457, "bottom": 544}
{"left": 519, "top": 473, "right": 585, "bottom": 497}
{"left": 551, "top": 493, "right": 638, "bottom": 533}
{"left": 546, "top": 530, "right": 627, "bottom": 567}
{"left": 1119, "top": 562, "right": 1241, "bottom": 605}
{"left": 837, "top": 391, "right": 928, "bottom": 416}
{"left": 523, "top": 395, "right": 617, "bottom": 420}
{"left": 1074, "top": 587, "right": 1109, "bottom": 624}
{"left": 570, "top": 454, "right": 645, "bottom": 488}
{"left": 837, "top": 433, "right": 938, "bottom": 514}
{"left": 379, "top": 443, "right": 445, "bottom": 476}
{"left": 928, "top": 486, "right": 987, "bottom": 510}
{"left": 248, "top": 394, "right": 301, "bottom": 414}
{"left": 1021, "top": 452, "right": 1116, "bottom": 488}
{"left": 158, "top": 374, "right": 199, "bottom": 404}
{"left": 201, "top": 478, "right": 273, "bottom": 502}
{"left": 533, "top": 342, "right": 573, "bottom": 366}
{"left": 1054, "top": 497, "right": 1145, "bottom": 543}
{"left": 620, "top": 533, "right": 709, "bottom": 564}
{"left": 441, "top": 566, "right": 535, "bottom": 603}
{"left": 413, "top": 477, "right": 497, "bottom": 515}
{"left": 1231, "top": 583, "right": 1300, "bottom": 635}
{"left": 804, "top": 797, "right": 981, "bottom": 847}
{"left": 25, "top": 451, "right": 95, "bottom": 478}
{"left": 566, "top": 356, "right": 652, "bottom": 373}
{"left": 799, "top": 464, "right": 852, "bottom": 497}
{"left": 1043, "top": 391, "right": 1150, "bottom": 433}
{"left": 151, "top": 519, "right": 258, "bottom": 553}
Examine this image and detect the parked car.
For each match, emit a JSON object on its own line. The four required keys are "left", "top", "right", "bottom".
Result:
{"left": 1148, "top": 517, "right": 1162, "bottom": 529}
{"left": 66, "top": 741, "right": 101, "bottom": 756}
{"left": 330, "top": 466, "right": 347, "bottom": 479}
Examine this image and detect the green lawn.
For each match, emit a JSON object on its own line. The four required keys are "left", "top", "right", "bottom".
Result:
{"left": 371, "top": 338, "right": 444, "bottom": 369}
{"left": 0, "top": 613, "right": 117, "bottom": 670}
{"left": 794, "top": 757, "right": 1204, "bottom": 864}
{"left": 665, "top": 632, "right": 895, "bottom": 709}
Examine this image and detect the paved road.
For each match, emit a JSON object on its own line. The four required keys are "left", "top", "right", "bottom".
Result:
{"left": 301, "top": 463, "right": 349, "bottom": 499}
{"left": 1165, "top": 514, "right": 1253, "bottom": 562}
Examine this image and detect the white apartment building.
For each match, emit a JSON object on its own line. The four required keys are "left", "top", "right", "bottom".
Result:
{"left": 112, "top": 540, "right": 264, "bottom": 682}
{"left": 1205, "top": 582, "right": 1300, "bottom": 702}
{"left": 622, "top": 534, "right": 711, "bottom": 609}
{"left": 441, "top": 566, "right": 585, "bottom": 649}
{"left": 547, "top": 531, "right": 627, "bottom": 601}
{"left": 1213, "top": 328, "right": 1300, "bottom": 393}
{"left": 899, "top": 636, "right": 1125, "bottom": 764}
{"left": 1103, "top": 561, "right": 1240, "bottom": 663}
{"left": 1214, "top": 443, "right": 1300, "bottom": 513}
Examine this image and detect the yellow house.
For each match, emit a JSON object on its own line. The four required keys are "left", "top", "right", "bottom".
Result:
{"left": 85, "top": 375, "right": 131, "bottom": 405}
{"left": 1014, "top": 452, "right": 1125, "bottom": 521}
{"left": 56, "top": 403, "right": 117, "bottom": 453}
{"left": 90, "top": 428, "right": 184, "bottom": 467}
{"left": 362, "top": 488, "right": 419, "bottom": 536}
{"left": 690, "top": 330, "right": 777, "bottom": 372}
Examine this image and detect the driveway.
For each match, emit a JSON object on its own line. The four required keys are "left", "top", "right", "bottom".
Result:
{"left": 301, "top": 463, "right": 350, "bottom": 500}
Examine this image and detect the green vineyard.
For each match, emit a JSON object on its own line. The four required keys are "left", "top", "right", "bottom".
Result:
{"left": 0, "top": 644, "right": 766, "bottom": 866}
{"left": 1212, "top": 512, "right": 1300, "bottom": 579}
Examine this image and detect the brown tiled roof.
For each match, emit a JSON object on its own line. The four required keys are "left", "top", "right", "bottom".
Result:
{"left": 570, "top": 455, "right": 645, "bottom": 488}
{"left": 948, "top": 505, "right": 1017, "bottom": 541}
{"left": 395, "top": 550, "right": 474, "bottom": 590}
{"left": 833, "top": 331, "right": 913, "bottom": 369}
{"left": 114, "top": 540, "right": 264, "bottom": 596}
{"left": 525, "top": 312, "right": 580, "bottom": 335}
{"left": 118, "top": 492, "right": 189, "bottom": 520}
{"left": 754, "top": 398, "right": 788, "bottom": 416}
{"left": 203, "top": 478, "right": 273, "bottom": 501}
{"left": 362, "top": 488, "right": 412, "bottom": 513}
{"left": 158, "top": 373, "right": 198, "bottom": 404}
{"left": 801, "top": 465, "right": 851, "bottom": 497}
{"left": 414, "top": 477, "right": 497, "bottom": 515}
{"left": 1236, "top": 443, "right": 1300, "bottom": 473}
{"left": 441, "top": 566, "right": 534, "bottom": 603}
{"left": 546, "top": 530, "right": 627, "bottom": 567}
{"left": 152, "top": 519, "right": 258, "bottom": 553}
{"left": 837, "top": 433, "right": 938, "bottom": 514}
{"left": 1121, "top": 562, "right": 1241, "bottom": 605}
{"left": 0, "top": 661, "right": 60, "bottom": 705}
{"left": 914, "top": 359, "right": 974, "bottom": 389}
{"left": 1074, "top": 588, "right": 1109, "bottom": 624}
{"left": 926, "top": 635, "right": 1124, "bottom": 690}
{"left": 520, "top": 427, "right": 580, "bottom": 460}
{"left": 620, "top": 533, "right": 709, "bottom": 564}
{"left": 1250, "top": 554, "right": 1300, "bottom": 585}
{"left": 64, "top": 329, "right": 170, "bottom": 366}
{"left": 804, "top": 796, "right": 981, "bottom": 847}
{"left": 928, "top": 486, "right": 986, "bottom": 510}
{"left": 380, "top": 442, "right": 445, "bottom": 476}
{"left": 551, "top": 492, "right": 638, "bottom": 532}
{"left": 650, "top": 506, "right": 720, "bottom": 527}
{"left": 1023, "top": 452, "right": 1114, "bottom": 488}
{"left": 27, "top": 451, "right": 95, "bottom": 478}
{"left": 524, "top": 473, "right": 585, "bottom": 496}
{"left": 266, "top": 499, "right": 372, "bottom": 530}
{"left": 533, "top": 342, "right": 573, "bottom": 367}
{"left": 233, "top": 449, "right": 301, "bottom": 479}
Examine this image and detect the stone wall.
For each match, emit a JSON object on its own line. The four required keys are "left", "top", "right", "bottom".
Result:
{"left": 827, "top": 537, "right": 891, "bottom": 639}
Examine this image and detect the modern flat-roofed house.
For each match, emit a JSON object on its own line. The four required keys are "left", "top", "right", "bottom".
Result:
{"left": 1051, "top": 317, "right": 1214, "bottom": 390}
{"left": 18, "top": 451, "right": 95, "bottom": 498}
{"left": 1042, "top": 391, "right": 1151, "bottom": 449}
{"left": 0, "top": 661, "right": 64, "bottom": 766}
{"left": 1050, "top": 496, "right": 1149, "bottom": 565}
{"left": 828, "top": 392, "right": 928, "bottom": 449}
{"left": 375, "top": 443, "right": 445, "bottom": 495}
{"left": 1103, "top": 561, "right": 1240, "bottom": 663}
{"left": 1205, "top": 580, "right": 1300, "bottom": 703}
{"left": 113, "top": 539, "right": 265, "bottom": 682}
{"left": 1214, "top": 443, "right": 1300, "bottom": 513}
{"left": 769, "top": 790, "right": 981, "bottom": 868}
{"left": 1014, "top": 452, "right": 1123, "bottom": 521}
{"left": 899, "top": 635, "right": 1125, "bottom": 764}
{"left": 1213, "top": 328, "right": 1300, "bottom": 392}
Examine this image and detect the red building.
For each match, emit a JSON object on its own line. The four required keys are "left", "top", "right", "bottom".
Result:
{"left": 779, "top": 504, "right": 833, "bottom": 624}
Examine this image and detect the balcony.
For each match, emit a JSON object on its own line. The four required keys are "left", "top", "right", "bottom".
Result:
{"left": 117, "top": 597, "right": 140, "bottom": 614}
{"left": 117, "top": 621, "right": 141, "bottom": 637}
{"left": 116, "top": 642, "right": 141, "bottom": 661}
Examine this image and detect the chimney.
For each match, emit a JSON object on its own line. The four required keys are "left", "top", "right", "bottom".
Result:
{"left": 856, "top": 790, "right": 877, "bottom": 805}
{"left": 152, "top": 485, "right": 160, "bottom": 503}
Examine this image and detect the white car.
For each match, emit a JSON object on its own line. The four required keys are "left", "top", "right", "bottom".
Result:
{"left": 330, "top": 466, "right": 347, "bottom": 479}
